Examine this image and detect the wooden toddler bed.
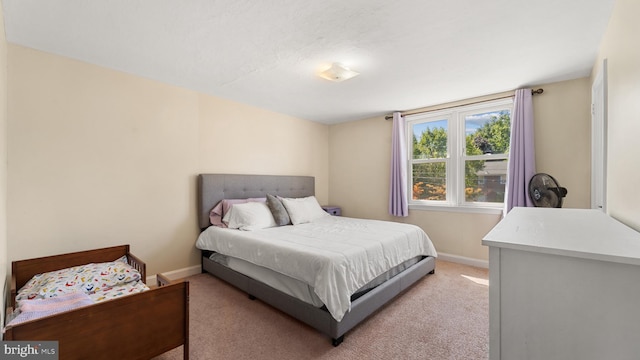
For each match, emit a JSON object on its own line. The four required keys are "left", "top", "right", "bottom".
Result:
{"left": 4, "top": 245, "right": 189, "bottom": 360}
{"left": 196, "top": 174, "right": 436, "bottom": 346}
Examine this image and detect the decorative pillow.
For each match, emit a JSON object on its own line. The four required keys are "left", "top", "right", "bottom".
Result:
{"left": 280, "top": 196, "right": 329, "bottom": 225}
{"left": 209, "top": 201, "right": 226, "bottom": 227}
{"left": 15, "top": 256, "right": 143, "bottom": 304}
{"left": 209, "top": 198, "right": 266, "bottom": 227}
{"left": 223, "top": 201, "right": 277, "bottom": 231}
{"left": 266, "top": 194, "right": 290, "bottom": 226}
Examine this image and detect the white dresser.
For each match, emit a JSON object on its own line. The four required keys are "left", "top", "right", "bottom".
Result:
{"left": 482, "top": 207, "right": 640, "bottom": 360}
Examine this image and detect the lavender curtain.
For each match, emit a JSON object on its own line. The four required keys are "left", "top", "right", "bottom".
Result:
{"left": 389, "top": 112, "right": 409, "bottom": 217}
{"left": 505, "top": 88, "right": 536, "bottom": 213}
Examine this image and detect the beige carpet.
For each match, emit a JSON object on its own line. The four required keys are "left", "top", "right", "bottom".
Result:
{"left": 154, "top": 260, "right": 489, "bottom": 360}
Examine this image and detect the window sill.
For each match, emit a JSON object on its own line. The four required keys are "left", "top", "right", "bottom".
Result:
{"left": 409, "top": 204, "right": 504, "bottom": 215}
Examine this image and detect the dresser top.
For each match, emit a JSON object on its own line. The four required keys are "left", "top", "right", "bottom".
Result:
{"left": 482, "top": 207, "right": 640, "bottom": 265}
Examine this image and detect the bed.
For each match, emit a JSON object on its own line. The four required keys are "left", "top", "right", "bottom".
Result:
{"left": 4, "top": 245, "right": 189, "bottom": 360}
{"left": 196, "top": 174, "right": 437, "bottom": 346}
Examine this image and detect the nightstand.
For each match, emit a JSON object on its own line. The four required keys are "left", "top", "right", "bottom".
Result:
{"left": 321, "top": 206, "right": 341, "bottom": 216}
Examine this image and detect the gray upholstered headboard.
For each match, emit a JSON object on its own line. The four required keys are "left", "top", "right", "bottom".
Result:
{"left": 197, "top": 174, "right": 315, "bottom": 230}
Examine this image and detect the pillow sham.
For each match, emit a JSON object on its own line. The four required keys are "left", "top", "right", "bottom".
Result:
{"left": 209, "top": 197, "right": 267, "bottom": 227}
{"left": 280, "top": 195, "right": 329, "bottom": 225}
{"left": 266, "top": 194, "right": 290, "bottom": 226}
{"left": 223, "top": 201, "right": 277, "bottom": 231}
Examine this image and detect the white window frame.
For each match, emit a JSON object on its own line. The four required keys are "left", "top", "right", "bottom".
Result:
{"left": 406, "top": 98, "right": 513, "bottom": 214}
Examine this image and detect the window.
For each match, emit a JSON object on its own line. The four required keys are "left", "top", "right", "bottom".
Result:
{"left": 407, "top": 98, "right": 513, "bottom": 210}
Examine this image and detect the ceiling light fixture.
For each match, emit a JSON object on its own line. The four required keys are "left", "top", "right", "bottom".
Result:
{"left": 318, "top": 63, "right": 360, "bottom": 82}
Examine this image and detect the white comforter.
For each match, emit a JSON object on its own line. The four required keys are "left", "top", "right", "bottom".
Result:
{"left": 195, "top": 216, "right": 437, "bottom": 321}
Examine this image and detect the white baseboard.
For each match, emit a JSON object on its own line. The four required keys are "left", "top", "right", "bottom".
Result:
{"left": 437, "top": 252, "right": 488, "bottom": 269}
{"left": 146, "top": 265, "right": 201, "bottom": 285}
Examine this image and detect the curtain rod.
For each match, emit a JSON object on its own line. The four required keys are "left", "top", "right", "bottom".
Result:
{"left": 384, "top": 88, "right": 544, "bottom": 120}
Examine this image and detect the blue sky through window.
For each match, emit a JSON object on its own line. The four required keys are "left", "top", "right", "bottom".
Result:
{"left": 412, "top": 119, "right": 446, "bottom": 140}
{"left": 412, "top": 110, "right": 509, "bottom": 140}
{"left": 465, "top": 110, "right": 508, "bottom": 135}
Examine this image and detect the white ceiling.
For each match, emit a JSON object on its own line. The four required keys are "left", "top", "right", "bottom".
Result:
{"left": 2, "top": 0, "right": 616, "bottom": 124}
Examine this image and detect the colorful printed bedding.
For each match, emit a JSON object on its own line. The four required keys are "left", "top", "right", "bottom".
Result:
{"left": 7, "top": 255, "right": 149, "bottom": 326}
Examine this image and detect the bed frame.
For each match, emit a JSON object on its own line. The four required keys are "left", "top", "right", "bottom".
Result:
{"left": 4, "top": 245, "right": 190, "bottom": 360}
{"left": 197, "top": 174, "right": 435, "bottom": 346}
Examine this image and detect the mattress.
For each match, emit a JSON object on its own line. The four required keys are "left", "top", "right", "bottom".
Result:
{"left": 196, "top": 215, "right": 437, "bottom": 321}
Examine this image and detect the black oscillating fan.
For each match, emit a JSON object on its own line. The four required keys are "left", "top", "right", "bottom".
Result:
{"left": 528, "top": 173, "right": 568, "bottom": 208}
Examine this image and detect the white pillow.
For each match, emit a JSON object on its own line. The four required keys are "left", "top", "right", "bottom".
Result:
{"left": 223, "top": 201, "right": 277, "bottom": 231}
{"left": 280, "top": 196, "right": 329, "bottom": 225}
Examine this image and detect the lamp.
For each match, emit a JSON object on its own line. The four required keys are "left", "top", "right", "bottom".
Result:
{"left": 318, "top": 63, "right": 359, "bottom": 82}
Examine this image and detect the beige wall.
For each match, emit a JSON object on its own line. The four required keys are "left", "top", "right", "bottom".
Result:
{"left": 1, "top": 4, "right": 8, "bottom": 328}
{"left": 4, "top": 0, "right": 629, "bottom": 276}
{"left": 329, "top": 77, "right": 592, "bottom": 262}
{"left": 533, "top": 78, "right": 592, "bottom": 209}
{"left": 7, "top": 45, "right": 328, "bottom": 275}
{"left": 592, "top": 0, "right": 640, "bottom": 231}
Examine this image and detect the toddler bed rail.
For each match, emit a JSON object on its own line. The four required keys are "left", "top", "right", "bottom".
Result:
{"left": 4, "top": 245, "right": 189, "bottom": 360}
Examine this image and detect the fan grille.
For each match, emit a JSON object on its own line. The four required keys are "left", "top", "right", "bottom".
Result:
{"left": 528, "top": 173, "right": 567, "bottom": 208}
